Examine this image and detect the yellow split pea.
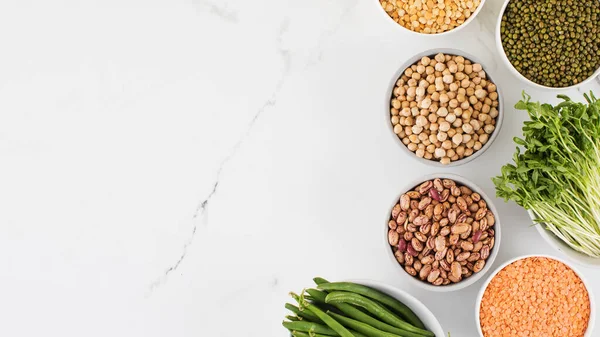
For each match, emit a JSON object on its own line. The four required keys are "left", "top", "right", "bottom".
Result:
{"left": 480, "top": 257, "right": 591, "bottom": 337}
{"left": 379, "top": 0, "right": 481, "bottom": 34}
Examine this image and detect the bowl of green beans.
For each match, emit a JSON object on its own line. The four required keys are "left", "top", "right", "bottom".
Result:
{"left": 496, "top": 0, "right": 600, "bottom": 89}
{"left": 283, "top": 278, "right": 445, "bottom": 337}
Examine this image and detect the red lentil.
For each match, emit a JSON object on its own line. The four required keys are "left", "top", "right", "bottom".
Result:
{"left": 480, "top": 257, "right": 590, "bottom": 337}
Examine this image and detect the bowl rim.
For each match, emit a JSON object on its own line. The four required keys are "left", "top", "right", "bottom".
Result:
{"left": 372, "top": 0, "right": 488, "bottom": 37}
{"left": 494, "top": 0, "right": 600, "bottom": 90}
{"left": 384, "top": 173, "right": 502, "bottom": 292}
{"left": 526, "top": 210, "right": 600, "bottom": 268}
{"left": 475, "top": 254, "right": 596, "bottom": 337}
{"left": 385, "top": 48, "right": 505, "bottom": 168}
{"left": 345, "top": 279, "right": 446, "bottom": 336}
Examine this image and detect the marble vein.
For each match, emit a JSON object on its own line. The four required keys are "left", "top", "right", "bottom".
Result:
{"left": 193, "top": 0, "right": 239, "bottom": 23}
{"left": 308, "top": 0, "right": 360, "bottom": 65}
{"left": 148, "top": 20, "right": 292, "bottom": 292}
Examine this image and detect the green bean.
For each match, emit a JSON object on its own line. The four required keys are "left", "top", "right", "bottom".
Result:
{"left": 291, "top": 292, "right": 355, "bottom": 337}
{"left": 318, "top": 282, "right": 425, "bottom": 329}
{"left": 287, "top": 315, "right": 301, "bottom": 321}
{"left": 325, "top": 292, "right": 433, "bottom": 337}
{"left": 304, "top": 289, "right": 341, "bottom": 314}
{"left": 313, "top": 277, "right": 330, "bottom": 286}
{"left": 286, "top": 303, "right": 323, "bottom": 323}
{"left": 328, "top": 312, "right": 401, "bottom": 337}
{"left": 331, "top": 299, "right": 429, "bottom": 337}
{"left": 291, "top": 331, "right": 333, "bottom": 337}
{"left": 282, "top": 321, "right": 337, "bottom": 336}
{"left": 290, "top": 328, "right": 368, "bottom": 337}
{"left": 306, "top": 289, "right": 328, "bottom": 302}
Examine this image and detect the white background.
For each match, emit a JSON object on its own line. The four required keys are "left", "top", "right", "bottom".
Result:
{"left": 1, "top": 0, "right": 599, "bottom": 336}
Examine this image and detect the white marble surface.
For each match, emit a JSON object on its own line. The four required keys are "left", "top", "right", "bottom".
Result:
{"left": 1, "top": 0, "right": 600, "bottom": 336}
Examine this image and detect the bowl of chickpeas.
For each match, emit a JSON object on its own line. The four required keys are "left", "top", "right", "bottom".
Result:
{"left": 386, "top": 49, "right": 503, "bottom": 166}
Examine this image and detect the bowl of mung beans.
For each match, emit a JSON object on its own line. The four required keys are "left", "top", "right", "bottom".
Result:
{"left": 476, "top": 254, "right": 595, "bottom": 337}
{"left": 496, "top": 0, "right": 600, "bottom": 89}
{"left": 387, "top": 49, "right": 503, "bottom": 166}
{"left": 385, "top": 173, "right": 501, "bottom": 292}
{"left": 376, "top": 0, "right": 487, "bottom": 35}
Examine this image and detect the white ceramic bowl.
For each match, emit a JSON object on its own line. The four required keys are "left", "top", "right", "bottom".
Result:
{"left": 384, "top": 173, "right": 502, "bottom": 292}
{"left": 475, "top": 254, "right": 596, "bottom": 337}
{"left": 495, "top": 0, "right": 600, "bottom": 90}
{"left": 386, "top": 48, "right": 504, "bottom": 167}
{"left": 348, "top": 279, "right": 445, "bottom": 336}
{"left": 373, "top": 0, "right": 487, "bottom": 37}
{"left": 527, "top": 210, "right": 600, "bottom": 268}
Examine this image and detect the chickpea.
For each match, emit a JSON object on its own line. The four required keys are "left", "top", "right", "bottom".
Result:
{"left": 470, "top": 119, "right": 481, "bottom": 131}
{"left": 439, "top": 121, "right": 451, "bottom": 132}
{"left": 440, "top": 157, "right": 451, "bottom": 165}
{"left": 452, "top": 133, "right": 463, "bottom": 145}
{"left": 394, "top": 124, "right": 403, "bottom": 134}
{"left": 391, "top": 116, "right": 399, "bottom": 124}
{"left": 464, "top": 148, "right": 474, "bottom": 156}
{"left": 466, "top": 139, "right": 475, "bottom": 148}
{"left": 462, "top": 123, "right": 474, "bottom": 134}
{"left": 442, "top": 140, "right": 453, "bottom": 150}
{"left": 435, "top": 148, "right": 446, "bottom": 158}
{"left": 449, "top": 99, "right": 459, "bottom": 108}
{"left": 402, "top": 137, "right": 411, "bottom": 145}
{"left": 416, "top": 87, "right": 425, "bottom": 97}
{"left": 454, "top": 107, "right": 463, "bottom": 117}
{"left": 430, "top": 123, "right": 439, "bottom": 131}
{"left": 452, "top": 118, "right": 463, "bottom": 128}
{"left": 447, "top": 128, "right": 457, "bottom": 138}
{"left": 408, "top": 143, "right": 418, "bottom": 151}
{"left": 416, "top": 64, "right": 426, "bottom": 74}
{"left": 416, "top": 115, "right": 428, "bottom": 127}
{"left": 428, "top": 113, "right": 438, "bottom": 123}
{"left": 479, "top": 133, "right": 489, "bottom": 144}
{"left": 484, "top": 124, "right": 495, "bottom": 134}
{"left": 445, "top": 113, "right": 457, "bottom": 123}
{"left": 416, "top": 148, "right": 425, "bottom": 158}
{"left": 431, "top": 92, "right": 441, "bottom": 101}
{"left": 460, "top": 101, "right": 470, "bottom": 110}
{"left": 437, "top": 107, "right": 449, "bottom": 117}
{"left": 429, "top": 134, "right": 438, "bottom": 144}
{"left": 439, "top": 93, "right": 450, "bottom": 104}
{"left": 437, "top": 132, "right": 448, "bottom": 142}
{"left": 472, "top": 63, "right": 483, "bottom": 72}
{"left": 424, "top": 152, "right": 433, "bottom": 160}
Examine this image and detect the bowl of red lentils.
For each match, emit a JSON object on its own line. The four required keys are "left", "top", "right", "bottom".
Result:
{"left": 386, "top": 49, "right": 503, "bottom": 166}
{"left": 376, "top": 0, "right": 487, "bottom": 36}
{"left": 476, "top": 255, "right": 595, "bottom": 337}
